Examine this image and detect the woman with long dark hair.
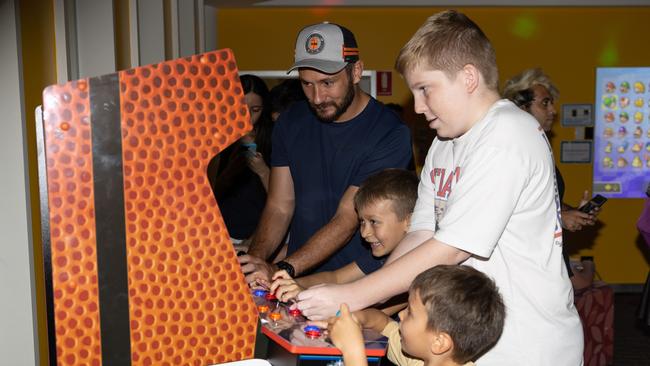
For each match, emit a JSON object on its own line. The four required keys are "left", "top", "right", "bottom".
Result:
{"left": 209, "top": 74, "right": 274, "bottom": 243}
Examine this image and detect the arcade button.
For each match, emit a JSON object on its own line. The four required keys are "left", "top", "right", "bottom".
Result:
{"left": 288, "top": 308, "right": 302, "bottom": 317}
{"left": 269, "top": 312, "right": 282, "bottom": 321}
{"left": 253, "top": 289, "right": 269, "bottom": 297}
{"left": 257, "top": 304, "right": 270, "bottom": 313}
{"left": 303, "top": 325, "right": 322, "bottom": 339}
{"left": 265, "top": 292, "right": 277, "bottom": 301}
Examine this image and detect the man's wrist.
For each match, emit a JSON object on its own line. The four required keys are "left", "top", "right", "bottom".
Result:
{"left": 276, "top": 260, "right": 296, "bottom": 278}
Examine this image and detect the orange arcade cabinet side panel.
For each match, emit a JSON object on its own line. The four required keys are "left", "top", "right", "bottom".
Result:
{"left": 38, "top": 49, "right": 258, "bottom": 366}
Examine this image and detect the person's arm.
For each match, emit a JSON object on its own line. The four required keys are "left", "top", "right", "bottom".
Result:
{"left": 327, "top": 304, "right": 368, "bottom": 366}
{"left": 271, "top": 262, "right": 365, "bottom": 302}
{"left": 560, "top": 190, "right": 598, "bottom": 232}
{"left": 246, "top": 152, "right": 271, "bottom": 192}
{"left": 352, "top": 307, "right": 392, "bottom": 333}
{"left": 239, "top": 166, "right": 294, "bottom": 284}
{"left": 300, "top": 262, "right": 365, "bottom": 288}
{"left": 280, "top": 186, "right": 360, "bottom": 276}
{"left": 297, "top": 236, "right": 470, "bottom": 319}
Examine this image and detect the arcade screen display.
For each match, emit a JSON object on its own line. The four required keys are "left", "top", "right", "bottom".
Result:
{"left": 594, "top": 67, "right": 650, "bottom": 198}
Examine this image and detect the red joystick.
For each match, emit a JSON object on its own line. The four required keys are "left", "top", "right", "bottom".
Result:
{"left": 288, "top": 308, "right": 302, "bottom": 317}
{"left": 303, "top": 325, "right": 322, "bottom": 339}
{"left": 265, "top": 292, "right": 277, "bottom": 301}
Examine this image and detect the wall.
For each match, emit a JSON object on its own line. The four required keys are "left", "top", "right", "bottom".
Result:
{"left": 0, "top": 0, "right": 42, "bottom": 364}
{"left": 217, "top": 6, "right": 650, "bottom": 284}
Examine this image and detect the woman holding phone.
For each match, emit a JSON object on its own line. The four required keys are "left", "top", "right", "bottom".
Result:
{"left": 210, "top": 74, "right": 274, "bottom": 245}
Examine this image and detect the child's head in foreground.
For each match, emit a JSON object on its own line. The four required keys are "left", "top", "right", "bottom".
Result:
{"left": 354, "top": 169, "right": 418, "bottom": 257}
{"left": 399, "top": 265, "right": 505, "bottom": 365}
{"left": 395, "top": 10, "right": 499, "bottom": 138}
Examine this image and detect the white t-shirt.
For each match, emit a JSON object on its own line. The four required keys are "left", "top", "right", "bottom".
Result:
{"left": 410, "top": 100, "right": 583, "bottom": 366}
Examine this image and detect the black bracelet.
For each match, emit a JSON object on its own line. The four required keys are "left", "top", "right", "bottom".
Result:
{"left": 276, "top": 260, "right": 296, "bottom": 278}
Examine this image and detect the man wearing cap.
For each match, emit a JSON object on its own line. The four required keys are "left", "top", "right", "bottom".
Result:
{"left": 238, "top": 22, "right": 412, "bottom": 285}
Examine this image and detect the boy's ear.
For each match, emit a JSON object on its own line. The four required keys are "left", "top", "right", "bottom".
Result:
{"left": 430, "top": 331, "right": 454, "bottom": 356}
{"left": 462, "top": 64, "right": 480, "bottom": 93}
{"left": 403, "top": 213, "right": 412, "bottom": 232}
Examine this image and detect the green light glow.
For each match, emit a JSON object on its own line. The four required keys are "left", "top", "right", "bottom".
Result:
{"left": 511, "top": 15, "right": 537, "bottom": 40}
{"left": 599, "top": 39, "right": 619, "bottom": 66}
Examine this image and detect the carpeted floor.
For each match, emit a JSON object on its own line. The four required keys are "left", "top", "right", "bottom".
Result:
{"left": 613, "top": 293, "right": 650, "bottom": 365}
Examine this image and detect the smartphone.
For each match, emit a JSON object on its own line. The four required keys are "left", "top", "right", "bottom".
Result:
{"left": 241, "top": 142, "right": 257, "bottom": 157}
{"left": 579, "top": 194, "right": 607, "bottom": 213}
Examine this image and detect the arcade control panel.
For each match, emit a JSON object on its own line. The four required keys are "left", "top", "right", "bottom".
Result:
{"left": 250, "top": 289, "right": 388, "bottom": 366}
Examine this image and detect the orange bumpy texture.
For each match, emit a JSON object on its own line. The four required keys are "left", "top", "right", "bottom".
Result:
{"left": 42, "top": 49, "right": 257, "bottom": 366}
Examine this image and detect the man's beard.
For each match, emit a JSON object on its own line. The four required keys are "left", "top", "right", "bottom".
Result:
{"left": 309, "top": 80, "right": 356, "bottom": 123}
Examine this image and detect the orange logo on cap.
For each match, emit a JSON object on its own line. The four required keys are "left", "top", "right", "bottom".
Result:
{"left": 305, "top": 33, "right": 324, "bottom": 54}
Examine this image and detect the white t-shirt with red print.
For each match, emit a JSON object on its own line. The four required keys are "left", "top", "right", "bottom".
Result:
{"left": 410, "top": 99, "right": 583, "bottom": 366}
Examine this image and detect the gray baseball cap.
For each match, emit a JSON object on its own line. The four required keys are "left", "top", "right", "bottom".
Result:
{"left": 287, "top": 22, "right": 359, "bottom": 74}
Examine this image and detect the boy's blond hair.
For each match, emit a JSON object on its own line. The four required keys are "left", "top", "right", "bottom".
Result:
{"left": 395, "top": 10, "right": 499, "bottom": 91}
{"left": 354, "top": 169, "right": 418, "bottom": 221}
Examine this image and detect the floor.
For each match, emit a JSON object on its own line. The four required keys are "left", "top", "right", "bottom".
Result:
{"left": 613, "top": 293, "right": 650, "bottom": 365}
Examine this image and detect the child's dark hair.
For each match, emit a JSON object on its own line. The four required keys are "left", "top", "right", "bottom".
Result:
{"left": 354, "top": 169, "right": 418, "bottom": 221}
{"left": 410, "top": 265, "right": 505, "bottom": 363}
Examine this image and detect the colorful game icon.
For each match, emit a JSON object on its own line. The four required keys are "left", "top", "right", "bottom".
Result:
{"left": 634, "top": 111, "right": 643, "bottom": 123}
{"left": 620, "top": 97, "right": 630, "bottom": 108}
{"left": 632, "top": 156, "right": 643, "bottom": 168}
{"left": 605, "top": 81, "right": 616, "bottom": 93}
{"left": 635, "top": 98, "right": 644, "bottom": 108}
{"left": 617, "top": 142, "right": 628, "bottom": 153}
{"left": 620, "top": 111, "right": 629, "bottom": 123}
{"left": 620, "top": 81, "right": 630, "bottom": 93}
{"left": 603, "top": 127, "right": 614, "bottom": 138}
{"left": 604, "top": 142, "right": 612, "bottom": 153}
{"left": 303, "top": 325, "right": 322, "bottom": 339}
{"left": 603, "top": 156, "right": 613, "bottom": 168}
{"left": 645, "top": 142, "right": 650, "bottom": 152}
{"left": 602, "top": 95, "right": 617, "bottom": 109}
{"left": 634, "top": 81, "right": 645, "bottom": 93}
{"left": 632, "top": 143, "right": 642, "bottom": 153}
{"left": 634, "top": 127, "right": 643, "bottom": 139}
{"left": 604, "top": 111, "right": 615, "bottom": 122}
{"left": 618, "top": 126, "right": 627, "bottom": 138}
{"left": 617, "top": 157, "right": 628, "bottom": 168}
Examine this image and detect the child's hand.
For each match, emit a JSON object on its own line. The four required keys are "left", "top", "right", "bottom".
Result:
{"left": 271, "top": 270, "right": 305, "bottom": 302}
{"left": 328, "top": 304, "right": 366, "bottom": 363}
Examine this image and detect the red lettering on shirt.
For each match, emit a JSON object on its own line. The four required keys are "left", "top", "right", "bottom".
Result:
{"left": 431, "top": 167, "right": 461, "bottom": 198}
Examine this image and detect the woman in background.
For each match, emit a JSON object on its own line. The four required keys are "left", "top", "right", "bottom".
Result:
{"left": 209, "top": 74, "right": 274, "bottom": 246}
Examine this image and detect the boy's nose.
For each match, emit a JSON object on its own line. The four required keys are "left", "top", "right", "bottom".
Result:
{"left": 413, "top": 96, "right": 428, "bottom": 115}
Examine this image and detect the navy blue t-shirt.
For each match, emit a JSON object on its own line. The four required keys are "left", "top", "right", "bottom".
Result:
{"left": 271, "top": 98, "right": 412, "bottom": 274}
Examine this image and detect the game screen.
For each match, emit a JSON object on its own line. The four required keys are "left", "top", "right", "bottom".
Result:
{"left": 594, "top": 67, "right": 650, "bottom": 198}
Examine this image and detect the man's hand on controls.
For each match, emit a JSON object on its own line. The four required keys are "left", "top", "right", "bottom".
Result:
{"left": 238, "top": 253, "right": 277, "bottom": 287}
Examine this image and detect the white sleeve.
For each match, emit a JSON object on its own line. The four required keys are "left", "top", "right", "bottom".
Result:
{"left": 434, "top": 145, "right": 528, "bottom": 258}
{"left": 408, "top": 144, "right": 437, "bottom": 233}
